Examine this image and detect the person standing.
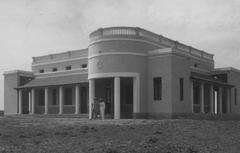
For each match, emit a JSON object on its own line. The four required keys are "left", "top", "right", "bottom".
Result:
{"left": 99, "top": 98, "right": 106, "bottom": 120}
{"left": 91, "top": 97, "right": 98, "bottom": 120}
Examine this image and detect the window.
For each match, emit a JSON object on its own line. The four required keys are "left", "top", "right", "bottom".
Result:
{"left": 39, "top": 69, "right": 44, "bottom": 73}
{"left": 64, "top": 88, "right": 72, "bottom": 105}
{"left": 180, "top": 78, "right": 184, "bottom": 101}
{"left": 52, "top": 89, "right": 57, "bottom": 105}
{"left": 153, "top": 77, "right": 162, "bottom": 100}
{"left": 66, "top": 66, "right": 71, "bottom": 70}
{"left": 235, "top": 88, "right": 237, "bottom": 105}
{"left": 81, "top": 64, "right": 87, "bottom": 68}
{"left": 194, "top": 63, "right": 198, "bottom": 67}
{"left": 52, "top": 68, "right": 57, "bottom": 72}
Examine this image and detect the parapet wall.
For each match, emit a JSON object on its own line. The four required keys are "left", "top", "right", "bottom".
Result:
{"left": 90, "top": 27, "right": 214, "bottom": 61}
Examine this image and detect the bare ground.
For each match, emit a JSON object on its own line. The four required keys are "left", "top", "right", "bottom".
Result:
{"left": 0, "top": 115, "right": 240, "bottom": 153}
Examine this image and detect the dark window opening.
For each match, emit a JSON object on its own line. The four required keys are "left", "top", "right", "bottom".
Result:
{"left": 235, "top": 88, "right": 237, "bottom": 105}
{"left": 81, "top": 64, "right": 87, "bottom": 68}
{"left": 52, "top": 68, "right": 57, "bottom": 72}
{"left": 66, "top": 66, "right": 71, "bottom": 70}
{"left": 39, "top": 69, "right": 44, "bottom": 73}
{"left": 194, "top": 63, "right": 198, "bottom": 67}
{"left": 153, "top": 77, "right": 162, "bottom": 100}
{"left": 52, "top": 89, "right": 57, "bottom": 105}
{"left": 38, "top": 90, "right": 45, "bottom": 106}
{"left": 180, "top": 78, "right": 184, "bottom": 101}
{"left": 64, "top": 88, "right": 72, "bottom": 105}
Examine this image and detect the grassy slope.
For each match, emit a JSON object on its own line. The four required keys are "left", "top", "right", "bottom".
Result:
{"left": 0, "top": 116, "right": 240, "bottom": 153}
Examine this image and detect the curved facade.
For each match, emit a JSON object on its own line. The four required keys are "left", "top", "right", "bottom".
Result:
{"left": 4, "top": 26, "right": 240, "bottom": 119}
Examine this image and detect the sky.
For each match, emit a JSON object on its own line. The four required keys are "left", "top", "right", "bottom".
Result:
{"left": 0, "top": 0, "right": 240, "bottom": 110}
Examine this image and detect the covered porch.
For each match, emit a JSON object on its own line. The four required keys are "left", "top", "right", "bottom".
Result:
{"left": 191, "top": 72, "right": 233, "bottom": 114}
{"left": 17, "top": 74, "right": 89, "bottom": 115}
{"left": 88, "top": 73, "right": 140, "bottom": 119}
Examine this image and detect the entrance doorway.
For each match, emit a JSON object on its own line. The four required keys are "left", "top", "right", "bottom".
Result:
{"left": 120, "top": 77, "right": 133, "bottom": 118}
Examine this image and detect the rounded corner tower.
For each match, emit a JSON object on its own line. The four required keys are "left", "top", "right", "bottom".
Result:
{"left": 88, "top": 27, "right": 162, "bottom": 119}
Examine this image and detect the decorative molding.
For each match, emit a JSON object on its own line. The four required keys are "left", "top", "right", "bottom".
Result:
{"left": 88, "top": 52, "right": 147, "bottom": 59}
{"left": 89, "top": 37, "right": 166, "bottom": 49}
{"left": 32, "top": 57, "right": 88, "bottom": 66}
{"left": 88, "top": 72, "right": 139, "bottom": 79}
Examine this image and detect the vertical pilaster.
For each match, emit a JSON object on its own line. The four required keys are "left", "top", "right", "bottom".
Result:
{"left": 75, "top": 85, "right": 80, "bottom": 114}
{"left": 44, "top": 87, "right": 48, "bottom": 114}
{"left": 59, "top": 86, "right": 63, "bottom": 114}
{"left": 210, "top": 85, "right": 214, "bottom": 113}
{"left": 31, "top": 88, "right": 35, "bottom": 114}
{"left": 200, "top": 83, "right": 205, "bottom": 113}
{"left": 114, "top": 77, "right": 120, "bottom": 119}
{"left": 89, "top": 79, "right": 95, "bottom": 119}
{"left": 219, "top": 87, "right": 223, "bottom": 114}
{"left": 18, "top": 90, "right": 22, "bottom": 114}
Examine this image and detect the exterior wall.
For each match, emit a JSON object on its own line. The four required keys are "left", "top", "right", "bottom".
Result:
{"left": 227, "top": 71, "right": 240, "bottom": 114}
{"left": 171, "top": 53, "right": 192, "bottom": 113}
{"left": 4, "top": 73, "right": 19, "bottom": 114}
{"left": 4, "top": 71, "right": 33, "bottom": 114}
{"left": 147, "top": 53, "right": 172, "bottom": 115}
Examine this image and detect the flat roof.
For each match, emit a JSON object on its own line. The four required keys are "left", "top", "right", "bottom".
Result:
{"left": 17, "top": 74, "right": 88, "bottom": 89}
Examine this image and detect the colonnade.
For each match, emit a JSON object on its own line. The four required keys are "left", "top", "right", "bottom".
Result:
{"left": 18, "top": 85, "right": 82, "bottom": 114}
{"left": 191, "top": 81, "right": 231, "bottom": 114}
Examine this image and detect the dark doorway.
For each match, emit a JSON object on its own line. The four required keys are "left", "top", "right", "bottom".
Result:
{"left": 193, "top": 83, "right": 200, "bottom": 113}
{"left": 22, "top": 90, "right": 30, "bottom": 114}
{"left": 95, "top": 78, "right": 114, "bottom": 117}
{"left": 81, "top": 87, "right": 88, "bottom": 113}
{"left": 120, "top": 77, "right": 133, "bottom": 118}
{"left": 64, "top": 88, "right": 72, "bottom": 105}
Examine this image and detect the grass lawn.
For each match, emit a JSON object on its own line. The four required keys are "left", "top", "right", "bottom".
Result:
{"left": 0, "top": 115, "right": 240, "bottom": 153}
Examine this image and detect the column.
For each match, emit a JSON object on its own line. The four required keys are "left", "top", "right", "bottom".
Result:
{"left": 89, "top": 79, "right": 95, "bottom": 119}
{"left": 75, "top": 85, "right": 80, "bottom": 114}
{"left": 219, "top": 87, "right": 223, "bottom": 114}
{"left": 114, "top": 77, "right": 120, "bottom": 119}
{"left": 29, "top": 91, "right": 31, "bottom": 114}
{"left": 200, "top": 83, "right": 205, "bottom": 113}
{"left": 31, "top": 88, "right": 35, "bottom": 114}
{"left": 190, "top": 81, "right": 194, "bottom": 113}
{"left": 133, "top": 77, "right": 139, "bottom": 113}
{"left": 210, "top": 85, "right": 214, "bottom": 113}
{"left": 18, "top": 90, "right": 22, "bottom": 114}
{"left": 59, "top": 86, "right": 63, "bottom": 114}
{"left": 44, "top": 87, "right": 48, "bottom": 114}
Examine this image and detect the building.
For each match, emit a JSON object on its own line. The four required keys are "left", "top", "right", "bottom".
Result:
{"left": 3, "top": 27, "right": 240, "bottom": 119}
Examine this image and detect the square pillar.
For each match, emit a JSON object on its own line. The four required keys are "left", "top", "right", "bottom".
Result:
{"left": 75, "top": 85, "right": 80, "bottom": 114}
{"left": 44, "top": 87, "right": 48, "bottom": 114}
{"left": 210, "top": 85, "right": 214, "bottom": 113}
{"left": 200, "top": 83, "right": 204, "bottom": 113}
{"left": 114, "top": 77, "right": 120, "bottom": 119}
{"left": 18, "top": 90, "right": 22, "bottom": 114}
{"left": 219, "top": 87, "right": 223, "bottom": 114}
{"left": 133, "top": 77, "right": 140, "bottom": 113}
{"left": 59, "top": 86, "right": 63, "bottom": 114}
{"left": 89, "top": 79, "right": 95, "bottom": 119}
{"left": 31, "top": 88, "right": 35, "bottom": 114}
